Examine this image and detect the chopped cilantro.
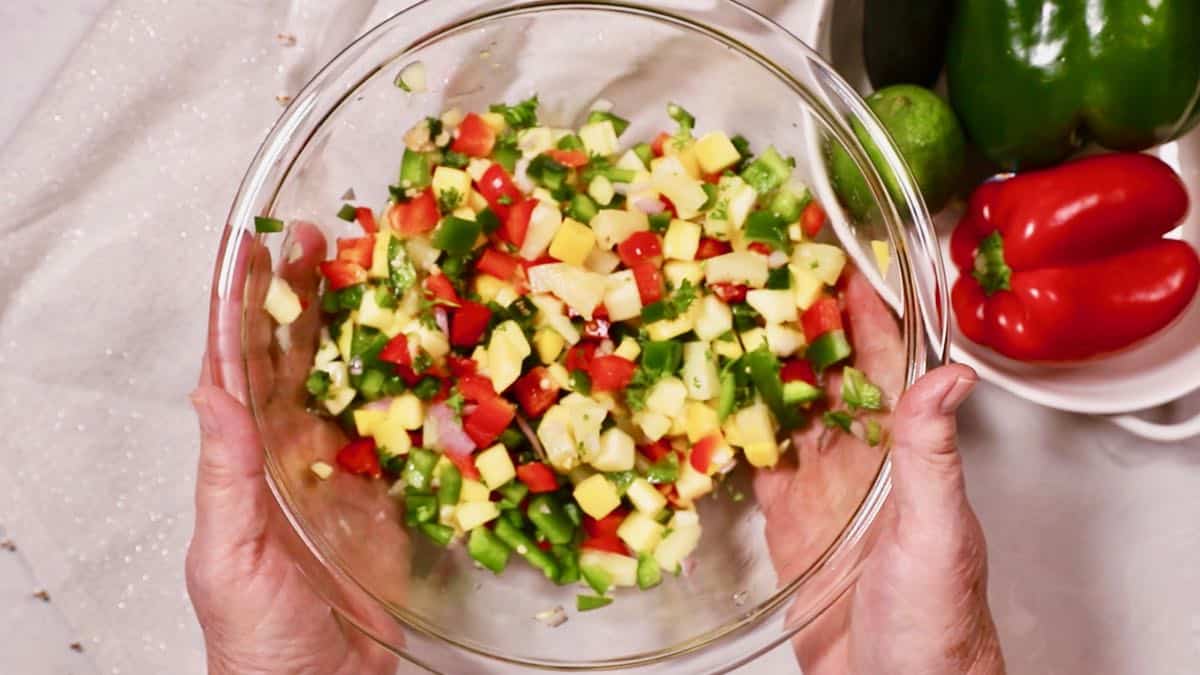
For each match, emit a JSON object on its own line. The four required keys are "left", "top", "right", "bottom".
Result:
{"left": 437, "top": 187, "right": 463, "bottom": 213}
{"left": 842, "top": 367, "right": 884, "bottom": 411}
{"left": 822, "top": 410, "right": 854, "bottom": 432}
{"left": 489, "top": 95, "right": 540, "bottom": 130}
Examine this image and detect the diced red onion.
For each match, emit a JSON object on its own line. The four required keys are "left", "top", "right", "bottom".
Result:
{"left": 434, "top": 306, "right": 449, "bottom": 334}
{"left": 633, "top": 196, "right": 665, "bottom": 214}
{"left": 767, "top": 251, "right": 789, "bottom": 268}
{"left": 429, "top": 403, "right": 475, "bottom": 457}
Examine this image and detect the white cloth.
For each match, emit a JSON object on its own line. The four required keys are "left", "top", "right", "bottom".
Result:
{"left": 0, "top": 1, "right": 1196, "bottom": 675}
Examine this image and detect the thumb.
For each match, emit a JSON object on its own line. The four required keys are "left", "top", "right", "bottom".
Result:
{"left": 888, "top": 363, "right": 978, "bottom": 543}
{"left": 189, "top": 385, "right": 270, "bottom": 558}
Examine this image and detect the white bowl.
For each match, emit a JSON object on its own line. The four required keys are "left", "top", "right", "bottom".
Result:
{"left": 808, "top": 0, "right": 1200, "bottom": 441}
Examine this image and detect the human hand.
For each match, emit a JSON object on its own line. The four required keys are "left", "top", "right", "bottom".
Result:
{"left": 757, "top": 268, "right": 1005, "bottom": 675}
{"left": 187, "top": 224, "right": 399, "bottom": 675}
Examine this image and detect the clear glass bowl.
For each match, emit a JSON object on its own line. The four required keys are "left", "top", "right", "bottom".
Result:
{"left": 207, "top": 2, "right": 948, "bottom": 672}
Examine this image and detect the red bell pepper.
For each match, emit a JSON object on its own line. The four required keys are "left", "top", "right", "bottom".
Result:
{"left": 378, "top": 334, "right": 412, "bottom": 367}
{"left": 458, "top": 372, "right": 497, "bottom": 403}
{"left": 545, "top": 149, "right": 589, "bottom": 168}
{"left": 801, "top": 201, "right": 826, "bottom": 238}
{"left": 354, "top": 207, "right": 378, "bottom": 234}
{"left": 631, "top": 262, "right": 664, "bottom": 305}
{"left": 449, "top": 300, "right": 492, "bottom": 347}
{"left": 616, "top": 231, "right": 662, "bottom": 268}
{"left": 336, "top": 236, "right": 374, "bottom": 269}
{"left": 582, "top": 316, "right": 610, "bottom": 340}
{"left": 319, "top": 260, "right": 367, "bottom": 290}
{"left": 475, "top": 247, "right": 521, "bottom": 282}
{"left": 747, "top": 242, "right": 773, "bottom": 257}
{"left": 388, "top": 188, "right": 440, "bottom": 235}
{"left": 650, "top": 132, "right": 671, "bottom": 158}
{"left": 446, "top": 451, "right": 481, "bottom": 481}
{"left": 336, "top": 438, "right": 381, "bottom": 479}
{"left": 423, "top": 273, "right": 461, "bottom": 305}
{"left": 780, "top": 359, "right": 818, "bottom": 386}
{"left": 690, "top": 434, "right": 720, "bottom": 474}
{"left": 503, "top": 198, "right": 537, "bottom": 248}
{"left": 581, "top": 536, "right": 629, "bottom": 556}
{"left": 695, "top": 237, "right": 731, "bottom": 260}
{"left": 638, "top": 440, "right": 671, "bottom": 462}
{"left": 951, "top": 153, "right": 1199, "bottom": 361}
{"left": 709, "top": 282, "right": 747, "bottom": 304}
{"left": 463, "top": 395, "right": 515, "bottom": 447}
{"left": 476, "top": 164, "right": 523, "bottom": 220}
{"left": 584, "top": 511, "right": 627, "bottom": 539}
{"left": 587, "top": 355, "right": 637, "bottom": 393}
{"left": 511, "top": 367, "right": 561, "bottom": 417}
{"left": 451, "top": 113, "right": 496, "bottom": 158}
{"left": 515, "top": 462, "right": 559, "bottom": 493}
{"left": 801, "top": 296, "right": 843, "bottom": 342}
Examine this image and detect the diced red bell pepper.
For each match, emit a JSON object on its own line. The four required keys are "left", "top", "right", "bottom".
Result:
{"left": 336, "top": 438, "right": 381, "bottom": 479}
{"left": 780, "top": 359, "right": 818, "bottom": 386}
{"left": 424, "top": 273, "right": 461, "bottom": 305}
{"left": 617, "top": 231, "right": 663, "bottom": 268}
{"left": 319, "top": 260, "right": 367, "bottom": 290}
{"left": 503, "top": 198, "right": 537, "bottom": 248}
{"left": 336, "top": 236, "right": 374, "bottom": 269}
{"left": 463, "top": 396, "right": 515, "bottom": 447}
{"left": 690, "top": 434, "right": 720, "bottom": 474}
{"left": 651, "top": 132, "right": 672, "bottom": 158}
{"left": 545, "top": 149, "right": 590, "bottom": 168}
{"left": 638, "top": 440, "right": 671, "bottom": 462}
{"left": 379, "top": 334, "right": 412, "bottom": 367}
{"left": 584, "top": 510, "right": 628, "bottom": 539}
{"left": 445, "top": 450, "right": 481, "bottom": 481}
{"left": 451, "top": 113, "right": 496, "bottom": 158}
{"left": 801, "top": 201, "right": 826, "bottom": 238}
{"left": 581, "top": 536, "right": 629, "bottom": 556}
{"left": 587, "top": 355, "right": 637, "bottom": 393}
{"left": 695, "top": 237, "right": 732, "bottom": 260}
{"left": 564, "top": 342, "right": 598, "bottom": 373}
{"left": 354, "top": 207, "right": 379, "bottom": 234}
{"left": 475, "top": 247, "right": 521, "bottom": 282}
{"left": 658, "top": 195, "right": 679, "bottom": 218}
{"left": 515, "top": 462, "right": 559, "bottom": 493}
{"left": 447, "top": 354, "right": 478, "bottom": 377}
{"left": 630, "top": 261, "right": 664, "bottom": 305}
{"left": 748, "top": 242, "right": 773, "bottom": 257}
{"left": 511, "top": 367, "right": 561, "bottom": 417}
{"left": 709, "top": 282, "right": 747, "bottom": 304}
{"left": 388, "top": 188, "right": 440, "bottom": 235}
{"left": 450, "top": 300, "right": 492, "bottom": 347}
{"left": 802, "top": 296, "right": 844, "bottom": 342}
{"left": 476, "top": 164, "right": 523, "bottom": 220}
{"left": 458, "top": 373, "right": 498, "bottom": 403}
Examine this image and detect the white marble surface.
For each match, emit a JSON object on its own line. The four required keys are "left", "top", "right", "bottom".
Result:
{"left": 0, "top": 2, "right": 1197, "bottom": 675}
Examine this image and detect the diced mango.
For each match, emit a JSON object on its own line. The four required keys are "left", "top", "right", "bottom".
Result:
{"left": 704, "top": 251, "right": 769, "bottom": 287}
{"left": 388, "top": 393, "right": 425, "bottom": 429}
{"left": 674, "top": 460, "right": 714, "bottom": 504}
{"left": 743, "top": 441, "right": 780, "bottom": 469}
{"left": 694, "top": 295, "right": 733, "bottom": 342}
{"left": 480, "top": 112, "right": 507, "bottom": 134}
{"left": 588, "top": 428, "right": 636, "bottom": 472}
{"left": 357, "top": 288, "right": 396, "bottom": 331}
{"left": 613, "top": 337, "right": 641, "bottom": 361}
{"left": 548, "top": 217, "right": 596, "bottom": 267}
{"left": 746, "top": 289, "right": 799, "bottom": 324}
{"left": 663, "top": 261, "right": 703, "bottom": 290}
{"left": 573, "top": 473, "right": 621, "bottom": 519}
{"left": 487, "top": 320, "right": 532, "bottom": 392}
{"left": 626, "top": 478, "right": 668, "bottom": 515}
{"left": 456, "top": 501, "right": 500, "bottom": 531}
{"left": 663, "top": 219, "right": 702, "bottom": 260}
{"left": 790, "top": 264, "right": 824, "bottom": 310}
{"left": 684, "top": 402, "right": 721, "bottom": 442}
{"left": 646, "top": 304, "right": 698, "bottom": 341}
{"left": 617, "top": 512, "right": 666, "bottom": 553}
{"left": 372, "top": 413, "right": 413, "bottom": 457}
{"left": 634, "top": 410, "right": 672, "bottom": 442}
{"left": 432, "top": 166, "right": 470, "bottom": 207}
{"left": 793, "top": 242, "right": 847, "bottom": 286}
{"left": 368, "top": 231, "right": 391, "bottom": 279}
{"left": 533, "top": 327, "right": 565, "bottom": 364}
{"left": 694, "top": 131, "right": 742, "bottom": 174}
{"left": 475, "top": 444, "right": 516, "bottom": 489}
{"left": 353, "top": 409, "right": 387, "bottom": 437}
{"left": 588, "top": 175, "right": 615, "bottom": 206}
{"left": 580, "top": 120, "right": 620, "bottom": 156}
{"left": 712, "top": 337, "right": 744, "bottom": 360}
{"left": 460, "top": 479, "right": 491, "bottom": 503}
{"left": 604, "top": 269, "right": 643, "bottom": 322}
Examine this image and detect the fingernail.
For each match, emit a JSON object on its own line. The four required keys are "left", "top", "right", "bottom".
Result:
{"left": 939, "top": 376, "right": 976, "bottom": 414}
{"left": 190, "top": 389, "right": 222, "bottom": 438}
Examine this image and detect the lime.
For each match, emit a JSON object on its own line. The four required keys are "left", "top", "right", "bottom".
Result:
{"left": 830, "top": 84, "right": 966, "bottom": 216}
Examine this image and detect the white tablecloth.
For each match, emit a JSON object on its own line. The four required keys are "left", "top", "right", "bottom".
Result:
{"left": 0, "top": 2, "right": 1197, "bottom": 674}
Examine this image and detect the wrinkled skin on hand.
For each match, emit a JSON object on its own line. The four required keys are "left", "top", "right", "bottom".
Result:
{"left": 187, "top": 224, "right": 402, "bottom": 675}
{"left": 756, "top": 267, "right": 1006, "bottom": 675}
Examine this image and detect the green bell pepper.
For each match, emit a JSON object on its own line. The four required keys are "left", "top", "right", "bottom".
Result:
{"left": 947, "top": 0, "right": 1200, "bottom": 168}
